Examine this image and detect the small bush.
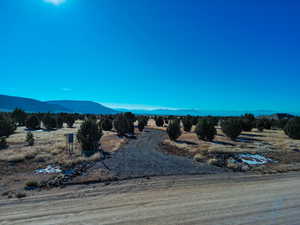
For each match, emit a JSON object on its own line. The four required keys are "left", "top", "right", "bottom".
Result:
{"left": 284, "top": 118, "right": 300, "bottom": 140}
{"left": 167, "top": 119, "right": 182, "bottom": 141}
{"left": 221, "top": 119, "right": 242, "bottom": 140}
{"left": 195, "top": 119, "right": 216, "bottom": 141}
{"left": 77, "top": 119, "right": 103, "bottom": 156}
{"left": 25, "top": 180, "right": 39, "bottom": 188}
{"left": 100, "top": 118, "right": 113, "bottom": 131}
{"left": 113, "top": 114, "right": 129, "bottom": 136}
{"left": 182, "top": 116, "right": 193, "bottom": 132}
{"left": 0, "top": 116, "right": 16, "bottom": 137}
{"left": 0, "top": 137, "right": 8, "bottom": 150}
{"left": 26, "top": 131, "right": 34, "bottom": 146}
{"left": 25, "top": 115, "right": 40, "bottom": 130}
{"left": 155, "top": 117, "right": 164, "bottom": 127}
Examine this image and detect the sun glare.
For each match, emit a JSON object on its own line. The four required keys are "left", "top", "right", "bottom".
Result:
{"left": 44, "top": 0, "right": 66, "bottom": 6}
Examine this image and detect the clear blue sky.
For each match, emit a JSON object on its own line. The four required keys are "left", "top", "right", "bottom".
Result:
{"left": 1, "top": 0, "right": 299, "bottom": 112}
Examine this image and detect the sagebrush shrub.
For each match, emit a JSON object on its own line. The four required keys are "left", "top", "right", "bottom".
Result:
{"left": 284, "top": 118, "right": 300, "bottom": 140}
{"left": 167, "top": 119, "right": 182, "bottom": 141}
{"left": 195, "top": 119, "right": 216, "bottom": 141}
{"left": 221, "top": 119, "right": 242, "bottom": 140}
{"left": 26, "top": 131, "right": 34, "bottom": 146}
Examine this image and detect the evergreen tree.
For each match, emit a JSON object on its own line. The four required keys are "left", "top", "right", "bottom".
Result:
{"left": 167, "top": 119, "right": 182, "bottom": 141}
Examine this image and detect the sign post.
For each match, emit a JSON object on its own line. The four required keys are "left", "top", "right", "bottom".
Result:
{"left": 65, "top": 133, "right": 74, "bottom": 155}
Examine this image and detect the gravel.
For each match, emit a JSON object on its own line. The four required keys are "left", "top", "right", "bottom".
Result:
{"left": 94, "top": 129, "right": 224, "bottom": 179}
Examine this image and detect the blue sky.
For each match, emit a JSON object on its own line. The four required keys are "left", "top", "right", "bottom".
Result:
{"left": 0, "top": 0, "right": 300, "bottom": 112}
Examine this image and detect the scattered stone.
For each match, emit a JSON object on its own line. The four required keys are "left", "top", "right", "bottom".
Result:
{"left": 15, "top": 192, "right": 26, "bottom": 199}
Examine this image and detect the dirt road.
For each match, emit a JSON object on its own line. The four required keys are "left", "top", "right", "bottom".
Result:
{"left": 1, "top": 172, "right": 300, "bottom": 225}
{"left": 94, "top": 129, "right": 224, "bottom": 178}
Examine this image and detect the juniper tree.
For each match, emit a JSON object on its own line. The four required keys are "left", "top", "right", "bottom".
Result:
{"left": 284, "top": 118, "right": 300, "bottom": 140}
{"left": 221, "top": 119, "right": 242, "bottom": 140}
{"left": 167, "top": 119, "right": 182, "bottom": 141}
{"left": 25, "top": 115, "right": 40, "bottom": 130}
{"left": 77, "top": 119, "right": 103, "bottom": 156}
{"left": 195, "top": 119, "right": 216, "bottom": 141}
{"left": 11, "top": 108, "right": 27, "bottom": 126}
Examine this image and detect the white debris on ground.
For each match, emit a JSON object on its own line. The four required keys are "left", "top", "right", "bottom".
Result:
{"left": 34, "top": 165, "right": 62, "bottom": 174}
{"left": 238, "top": 153, "right": 273, "bottom": 165}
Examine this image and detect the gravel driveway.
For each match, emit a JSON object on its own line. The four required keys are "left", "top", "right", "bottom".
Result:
{"left": 94, "top": 129, "right": 224, "bottom": 179}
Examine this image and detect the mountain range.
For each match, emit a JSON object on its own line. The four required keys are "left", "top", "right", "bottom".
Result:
{"left": 0, "top": 94, "right": 117, "bottom": 114}
{"left": 0, "top": 94, "right": 298, "bottom": 116}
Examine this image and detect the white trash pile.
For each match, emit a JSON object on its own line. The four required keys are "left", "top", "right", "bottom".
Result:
{"left": 237, "top": 153, "right": 273, "bottom": 165}
{"left": 34, "top": 165, "right": 62, "bottom": 174}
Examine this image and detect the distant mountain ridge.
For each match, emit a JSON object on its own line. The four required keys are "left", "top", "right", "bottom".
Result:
{"left": 0, "top": 94, "right": 71, "bottom": 113}
{"left": 0, "top": 95, "right": 117, "bottom": 114}
{"left": 46, "top": 100, "right": 117, "bottom": 115}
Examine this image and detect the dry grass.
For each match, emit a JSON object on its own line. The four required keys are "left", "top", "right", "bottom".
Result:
{"left": 0, "top": 120, "right": 127, "bottom": 167}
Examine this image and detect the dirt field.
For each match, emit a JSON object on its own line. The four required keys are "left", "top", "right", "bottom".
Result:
{"left": 0, "top": 121, "right": 127, "bottom": 196}
{"left": 162, "top": 126, "right": 300, "bottom": 173}
{"left": 1, "top": 172, "right": 300, "bottom": 225}
{"left": 1, "top": 119, "right": 300, "bottom": 200}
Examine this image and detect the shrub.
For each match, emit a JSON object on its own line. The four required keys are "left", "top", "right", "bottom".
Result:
{"left": 26, "top": 131, "right": 34, "bottom": 146}
{"left": 0, "top": 116, "right": 16, "bottom": 137}
{"left": 0, "top": 137, "right": 7, "bottom": 150}
{"left": 167, "top": 119, "right": 182, "bottom": 141}
{"left": 195, "top": 119, "right": 216, "bottom": 141}
{"left": 155, "top": 117, "right": 164, "bottom": 127}
{"left": 284, "top": 118, "right": 300, "bottom": 140}
{"left": 65, "top": 115, "right": 75, "bottom": 128}
{"left": 263, "top": 119, "right": 272, "bottom": 130}
{"left": 11, "top": 108, "right": 27, "bottom": 126}
{"left": 221, "top": 119, "right": 242, "bottom": 140}
{"left": 77, "top": 119, "right": 103, "bottom": 156}
{"left": 207, "top": 116, "right": 219, "bottom": 126}
{"left": 256, "top": 120, "right": 265, "bottom": 132}
{"left": 25, "top": 180, "right": 39, "bottom": 188}
{"left": 182, "top": 116, "right": 193, "bottom": 132}
{"left": 100, "top": 118, "right": 113, "bottom": 131}
{"left": 42, "top": 114, "right": 56, "bottom": 130}
{"left": 124, "top": 112, "right": 135, "bottom": 134}
{"left": 25, "top": 115, "right": 40, "bottom": 130}
{"left": 241, "top": 118, "right": 253, "bottom": 132}
{"left": 113, "top": 114, "right": 129, "bottom": 136}
{"left": 55, "top": 116, "right": 64, "bottom": 129}
{"left": 138, "top": 118, "right": 146, "bottom": 132}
